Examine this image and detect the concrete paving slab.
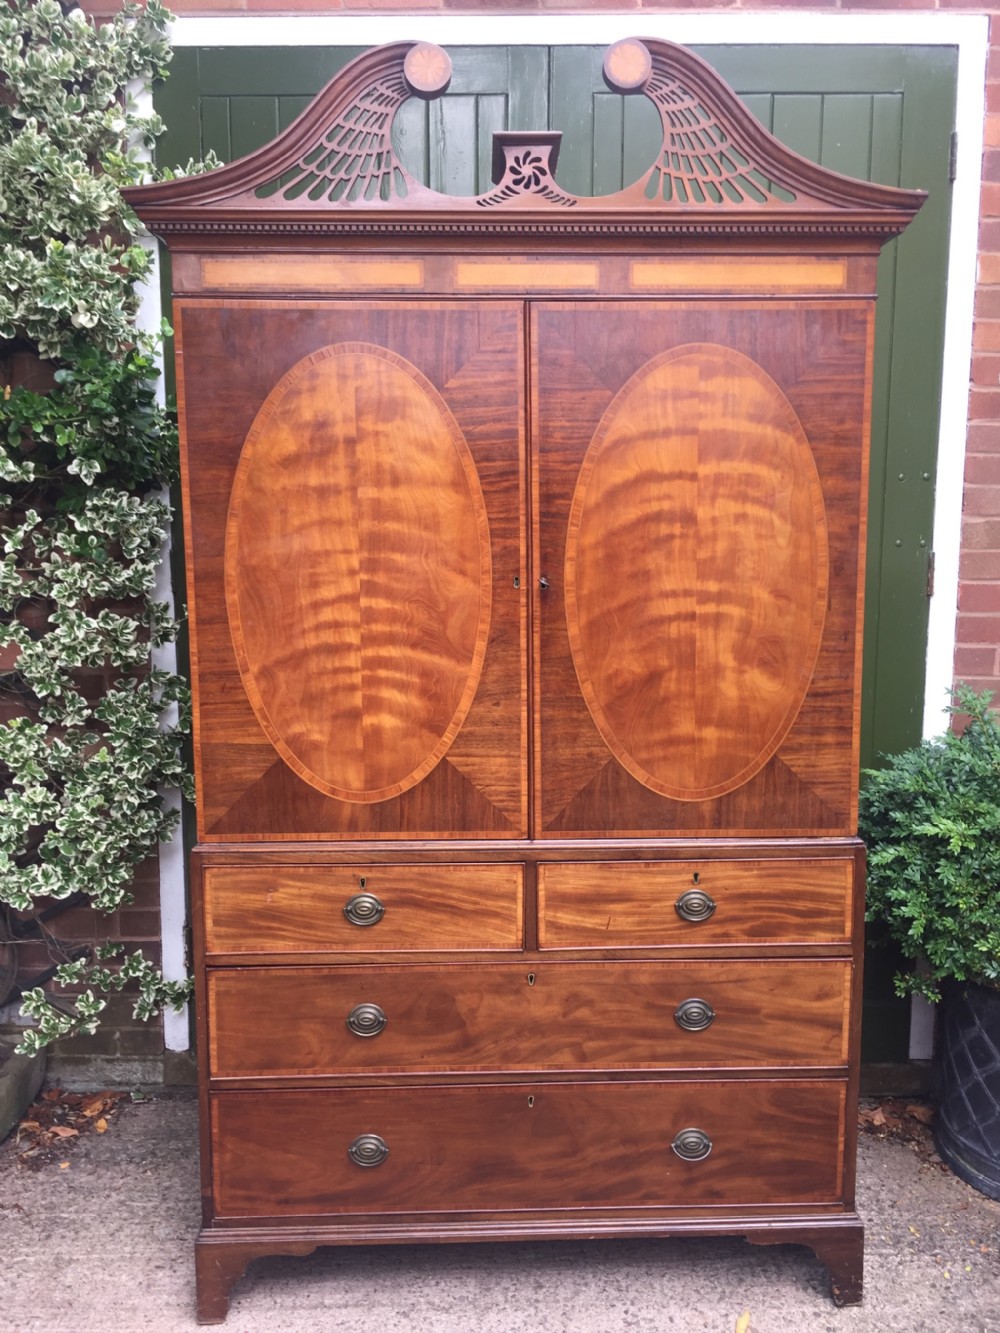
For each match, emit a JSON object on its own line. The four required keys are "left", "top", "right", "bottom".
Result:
{"left": 1, "top": 1090, "right": 999, "bottom": 1333}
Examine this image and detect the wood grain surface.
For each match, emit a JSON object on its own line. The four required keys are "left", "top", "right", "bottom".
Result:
{"left": 202, "top": 863, "right": 524, "bottom": 955}
{"left": 177, "top": 300, "right": 527, "bottom": 840}
{"left": 210, "top": 1078, "right": 847, "bottom": 1217}
{"left": 226, "top": 342, "right": 492, "bottom": 804}
{"left": 207, "top": 959, "right": 851, "bottom": 1077}
{"left": 538, "top": 857, "right": 853, "bottom": 948}
{"left": 532, "top": 299, "right": 871, "bottom": 837}
{"left": 564, "top": 342, "right": 828, "bottom": 802}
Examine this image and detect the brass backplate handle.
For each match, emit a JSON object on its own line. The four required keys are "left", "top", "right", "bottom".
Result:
{"left": 674, "top": 888, "right": 717, "bottom": 923}
{"left": 671, "top": 1127, "right": 713, "bottom": 1161}
{"left": 348, "top": 1133, "right": 389, "bottom": 1168}
{"left": 674, "top": 997, "right": 716, "bottom": 1031}
{"left": 346, "top": 1002, "right": 388, "bottom": 1038}
{"left": 343, "top": 891, "right": 385, "bottom": 927}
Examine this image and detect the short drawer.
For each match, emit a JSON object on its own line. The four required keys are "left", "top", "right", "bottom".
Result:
{"left": 208, "top": 959, "right": 851, "bottom": 1077}
{"left": 202, "top": 863, "right": 523, "bottom": 955}
{"left": 538, "top": 859, "right": 853, "bottom": 948}
{"left": 210, "top": 1078, "right": 847, "bottom": 1218}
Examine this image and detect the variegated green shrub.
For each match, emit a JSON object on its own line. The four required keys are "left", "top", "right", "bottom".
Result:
{"left": 0, "top": 0, "right": 199, "bottom": 1054}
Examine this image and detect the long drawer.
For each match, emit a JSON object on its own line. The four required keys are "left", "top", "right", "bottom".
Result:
{"left": 210, "top": 1079, "right": 847, "bottom": 1218}
{"left": 208, "top": 959, "right": 851, "bottom": 1076}
{"left": 539, "top": 859, "right": 854, "bottom": 948}
{"left": 202, "top": 863, "right": 524, "bottom": 954}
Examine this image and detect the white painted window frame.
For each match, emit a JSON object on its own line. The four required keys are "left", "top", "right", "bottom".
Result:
{"left": 142, "top": 12, "right": 987, "bottom": 1059}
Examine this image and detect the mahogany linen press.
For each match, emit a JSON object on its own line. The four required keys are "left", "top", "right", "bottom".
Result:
{"left": 125, "top": 37, "right": 924, "bottom": 1322}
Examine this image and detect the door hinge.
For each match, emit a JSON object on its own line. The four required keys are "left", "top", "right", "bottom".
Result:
{"left": 926, "top": 549, "right": 936, "bottom": 598}
{"left": 949, "top": 131, "right": 958, "bottom": 184}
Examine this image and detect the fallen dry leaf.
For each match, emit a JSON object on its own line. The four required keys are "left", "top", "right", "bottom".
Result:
{"left": 80, "top": 1091, "right": 122, "bottom": 1118}
{"left": 58, "top": 1162, "right": 69, "bottom": 1170}
{"left": 12, "top": 1086, "right": 131, "bottom": 1167}
{"left": 735, "top": 1312, "right": 751, "bottom": 1333}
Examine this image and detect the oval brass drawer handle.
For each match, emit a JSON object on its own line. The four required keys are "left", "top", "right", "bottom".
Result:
{"left": 343, "top": 892, "right": 385, "bottom": 927}
{"left": 348, "top": 1133, "right": 389, "bottom": 1168}
{"left": 674, "top": 998, "right": 716, "bottom": 1032}
{"left": 671, "top": 1127, "right": 713, "bottom": 1162}
{"left": 674, "top": 889, "right": 716, "bottom": 923}
{"left": 346, "top": 1002, "right": 387, "bottom": 1038}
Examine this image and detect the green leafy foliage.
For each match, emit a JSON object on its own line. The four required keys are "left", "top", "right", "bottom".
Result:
{"left": 17, "top": 947, "right": 191, "bottom": 1056}
{"left": 0, "top": 0, "right": 207, "bottom": 1052}
{"left": 0, "top": 0, "right": 172, "bottom": 357}
{"left": 860, "top": 686, "right": 1000, "bottom": 1000}
{"left": 3, "top": 337, "right": 179, "bottom": 491}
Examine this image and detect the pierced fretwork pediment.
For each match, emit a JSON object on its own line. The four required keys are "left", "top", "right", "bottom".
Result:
{"left": 124, "top": 37, "right": 925, "bottom": 242}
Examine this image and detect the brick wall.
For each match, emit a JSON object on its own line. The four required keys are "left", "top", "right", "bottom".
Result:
{"left": 2, "top": 855, "right": 168, "bottom": 1087}
{"left": 964, "top": 28, "right": 1000, "bottom": 697}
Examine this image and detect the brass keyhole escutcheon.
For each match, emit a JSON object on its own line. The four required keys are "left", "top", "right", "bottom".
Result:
{"left": 527, "top": 972, "right": 536, "bottom": 986}
{"left": 527, "top": 1096, "right": 535, "bottom": 1108}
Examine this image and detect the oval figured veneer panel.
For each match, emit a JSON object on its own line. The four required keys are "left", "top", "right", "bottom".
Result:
{"left": 565, "top": 343, "right": 828, "bottom": 801}
{"left": 226, "top": 343, "right": 491, "bottom": 803}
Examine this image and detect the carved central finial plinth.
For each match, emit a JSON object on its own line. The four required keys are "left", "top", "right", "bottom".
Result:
{"left": 481, "top": 132, "right": 575, "bottom": 209}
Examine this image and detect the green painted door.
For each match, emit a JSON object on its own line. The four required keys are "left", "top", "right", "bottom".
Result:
{"left": 155, "top": 42, "right": 956, "bottom": 1063}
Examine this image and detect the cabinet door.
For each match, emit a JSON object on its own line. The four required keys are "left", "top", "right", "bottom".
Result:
{"left": 178, "top": 299, "right": 526, "bottom": 840}
{"left": 532, "top": 300, "right": 871, "bottom": 838}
